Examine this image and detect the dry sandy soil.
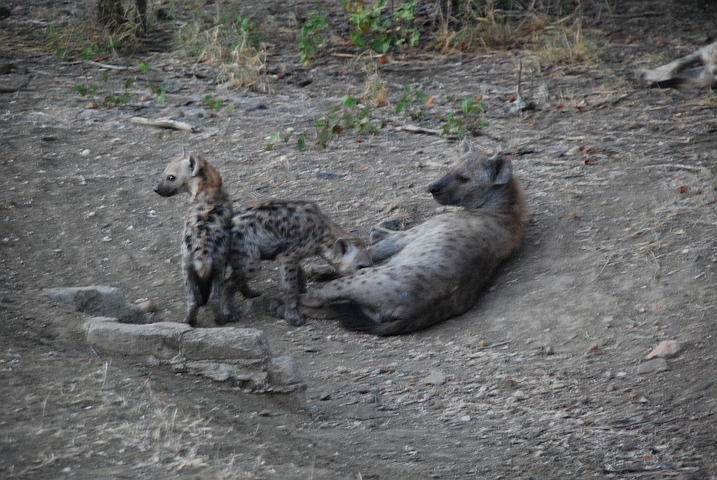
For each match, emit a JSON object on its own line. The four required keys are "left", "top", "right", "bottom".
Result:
{"left": 1, "top": 0, "right": 717, "bottom": 478}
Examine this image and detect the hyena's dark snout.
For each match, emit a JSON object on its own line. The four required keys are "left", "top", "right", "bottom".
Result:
{"left": 153, "top": 181, "right": 173, "bottom": 197}
{"left": 428, "top": 178, "right": 446, "bottom": 197}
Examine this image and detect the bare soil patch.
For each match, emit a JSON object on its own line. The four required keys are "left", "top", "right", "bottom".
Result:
{"left": 1, "top": 1, "right": 716, "bottom": 478}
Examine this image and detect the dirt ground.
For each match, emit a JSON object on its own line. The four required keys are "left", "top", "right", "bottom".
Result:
{"left": 1, "top": 0, "right": 717, "bottom": 478}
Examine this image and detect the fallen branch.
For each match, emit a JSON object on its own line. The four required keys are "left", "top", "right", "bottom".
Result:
{"left": 85, "top": 61, "right": 134, "bottom": 71}
{"left": 393, "top": 124, "right": 459, "bottom": 140}
{"left": 130, "top": 116, "right": 198, "bottom": 132}
{"left": 0, "top": 74, "right": 33, "bottom": 94}
{"left": 638, "top": 163, "right": 706, "bottom": 172}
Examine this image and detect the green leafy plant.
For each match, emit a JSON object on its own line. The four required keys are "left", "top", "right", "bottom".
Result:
{"left": 137, "top": 62, "right": 150, "bottom": 72}
{"left": 104, "top": 93, "right": 131, "bottom": 106}
{"left": 315, "top": 96, "right": 379, "bottom": 147}
{"left": 440, "top": 97, "right": 488, "bottom": 138}
{"left": 204, "top": 95, "right": 223, "bottom": 112}
{"left": 299, "top": 14, "right": 328, "bottom": 67}
{"left": 149, "top": 83, "right": 167, "bottom": 103}
{"left": 395, "top": 85, "right": 427, "bottom": 118}
{"left": 342, "top": 0, "right": 419, "bottom": 54}
{"left": 73, "top": 84, "right": 98, "bottom": 96}
{"left": 266, "top": 131, "right": 306, "bottom": 151}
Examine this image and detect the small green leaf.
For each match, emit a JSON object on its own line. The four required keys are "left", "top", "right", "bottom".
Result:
{"left": 266, "top": 132, "right": 280, "bottom": 150}
{"left": 138, "top": 62, "right": 150, "bottom": 72}
{"left": 297, "top": 134, "right": 306, "bottom": 150}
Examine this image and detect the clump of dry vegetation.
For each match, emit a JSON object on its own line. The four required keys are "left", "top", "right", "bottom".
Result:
{"left": 174, "top": 3, "right": 267, "bottom": 91}
{"left": 433, "top": 0, "right": 597, "bottom": 66}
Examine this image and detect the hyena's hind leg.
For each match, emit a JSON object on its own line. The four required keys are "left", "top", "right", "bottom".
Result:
{"left": 182, "top": 269, "right": 203, "bottom": 326}
{"left": 208, "top": 272, "right": 227, "bottom": 325}
{"left": 278, "top": 255, "right": 306, "bottom": 327}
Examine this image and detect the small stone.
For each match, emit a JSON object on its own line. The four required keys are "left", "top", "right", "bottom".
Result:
{"left": 605, "top": 383, "right": 615, "bottom": 392}
{"left": 259, "top": 409, "right": 271, "bottom": 417}
{"left": 319, "top": 391, "right": 331, "bottom": 401}
{"left": 646, "top": 340, "right": 683, "bottom": 359}
{"left": 80, "top": 149, "right": 90, "bottom": 156}
{"left": 501, "top": 378, "right": 518, "bottom": 389}
{"left": 636, "top": 358, "right": 669, "bottom": 374}
{"left": 460, "top": 415, "right": 471, "bottom": 422}
{"left": 137, "top": 300, "right": 156, "bottom": 313}
{"left": 542, "top": 344, "right": 554, "bottom": 355}
{"left": 150, "top": 280, "right": 165, "bottom": 287}
{"left": 421, "top": 371, "right": 446, "bottom": 386}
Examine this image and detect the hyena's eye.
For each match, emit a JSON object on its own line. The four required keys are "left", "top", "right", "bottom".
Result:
{"left": 457, "top": 174, "right": 470, "bottom": 183}
{"left": 167, "top": 174, "right": 176, "bottom": 181}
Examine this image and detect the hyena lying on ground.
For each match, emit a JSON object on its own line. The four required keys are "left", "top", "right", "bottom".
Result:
{"left": 639, "top": 42, "right": 717, "bottom": 89}
{"left": 154, "top": 153, "right": 233, "bottom": 327}
{"left": 299, "top": 150, "right": 526, "bottom": 335}
{"left": 224, "top": 200, "right": 373, "bottom": 327}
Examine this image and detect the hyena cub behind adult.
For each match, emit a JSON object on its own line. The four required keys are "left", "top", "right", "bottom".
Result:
{"left": 154, "top": 154, "right": 233, "bottom": 327}
{"left": 224, "top": 200, "right": 373, "bottom": 327}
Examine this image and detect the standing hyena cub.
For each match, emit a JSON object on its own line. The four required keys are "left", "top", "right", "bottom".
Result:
{"left": 300, "top": 150, "right": 526, "bottom": 335}
{"left": 224, "top": 200, "right": 373, "bottom": 327}
{"left": 154, "top": 153, "right": 233, "bottom": 327}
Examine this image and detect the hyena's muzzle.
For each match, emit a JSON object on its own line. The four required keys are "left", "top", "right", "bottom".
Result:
{"left": 153, "top": 177, "right": 179, "bottom": 197}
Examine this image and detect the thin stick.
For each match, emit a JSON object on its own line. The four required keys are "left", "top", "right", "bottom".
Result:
{"left": 0, "top": 74, "right": 33, "bottom": 94}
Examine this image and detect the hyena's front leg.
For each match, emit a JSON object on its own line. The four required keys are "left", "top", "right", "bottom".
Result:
{"left": 279, "top": 257, "right": 306, "bottom": 327}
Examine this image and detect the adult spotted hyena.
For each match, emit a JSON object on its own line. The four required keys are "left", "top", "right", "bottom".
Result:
{"left": 300, "top": 150, "right": 526, "bottom": 335}
{"left": 154, "top": 153, "right": 233, "bottom": 327}
{"left": 225, "top": 200, "right": 373, "bottom": 327}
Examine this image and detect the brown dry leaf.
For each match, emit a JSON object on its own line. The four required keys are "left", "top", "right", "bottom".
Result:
{"left": 679, "top": 185, "right": 688, "bottom": 194}
{"left": 425, "top": 96, "right": 434, "bottom": 107}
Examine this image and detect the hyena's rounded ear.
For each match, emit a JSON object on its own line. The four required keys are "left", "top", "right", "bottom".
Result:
{"left": 334, "top": 237, "right": 350, "bottom": 257}
{"left": 188, "top": 153, "right": 204, "bottom": 177}
{"left": 491, "top": 152, "right": 513, "bottom": 185}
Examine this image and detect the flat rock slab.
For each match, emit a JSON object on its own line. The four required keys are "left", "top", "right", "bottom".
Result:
{"left": 636, "top": 358, "right": 670, "bottom": 374}
{"left": 44, "top": 286, "right": 148, "bottom": 323}
{"left": 84, "top": 317, "right": 302, "bottom": 392}
{"left": 646, "top": 340, "right": 684, "bottom": 359}
{"left": 181, "top": 328, "right": 271, "bottom": 360}
{"left": 87, "top": 318, "right": 190, "bottom": 360}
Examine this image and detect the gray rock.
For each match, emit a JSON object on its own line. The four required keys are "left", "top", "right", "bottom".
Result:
{"left": 646, "top": 340, "right": 684, "bottom": 359}
{"left": 421, "top": 371, "right": 447, "bottom": 386}
{"left": 268, "top": 355, "right": 302, "bottom": 386}
{"left": 86, "top": 319, "right": 190, "bottom": 359}
{"left": 636, "top": 358, "right": 669, "bottom": 374}
{"left": 44, "top": 286, "right": 148, "bottom": 323}
{"left": 181, "top": 327, "right": 271, "bottom": 360}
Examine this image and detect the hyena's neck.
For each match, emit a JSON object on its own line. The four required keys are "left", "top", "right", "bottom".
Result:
{"left": 190, "top": 166, "right": 224, "bottom": 201}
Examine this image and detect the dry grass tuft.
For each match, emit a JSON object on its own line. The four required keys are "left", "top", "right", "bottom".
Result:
{"left": 174, "top": 7, "right": 267, "bottom": 91}
{"left": 433, "top": 2, "right": 597, "bottom": 66}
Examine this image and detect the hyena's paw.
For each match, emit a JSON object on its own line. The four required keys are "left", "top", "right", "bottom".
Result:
{"left": 269, "top": 299, "right": 284, "bottom": 319}
{"left": 223, "top": 311, "right": 241, "bottom": 324}
{"left": 369, "top": 227, "right": 392, "bottom": 245}
{"left": 269, "top": 300, "right": 307, "bottom": 326}
{"left": 284, "top": 308, "right": 307, "bottom": 327}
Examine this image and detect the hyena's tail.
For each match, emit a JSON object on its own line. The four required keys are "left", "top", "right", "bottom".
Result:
{"left": 194, "top": 257, "right": 213, "bottom": 306}
{"left": 332, "top": 302, "right": 404, "bottom": 336}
